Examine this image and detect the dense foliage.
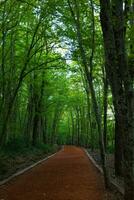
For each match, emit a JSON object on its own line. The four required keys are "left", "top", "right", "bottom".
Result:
{"left": 0, "top": 0, "right": 134, "bottom": 199}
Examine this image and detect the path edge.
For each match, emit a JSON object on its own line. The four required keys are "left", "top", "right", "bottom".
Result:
{"left": 84, "top": 148, "right": 124, "bottom": 196}
{"left": 0, "top": 146, "right": 64, "bottom": 186}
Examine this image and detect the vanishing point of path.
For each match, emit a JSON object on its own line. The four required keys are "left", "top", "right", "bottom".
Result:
{"left": 0, "top": 146, "right": 104, "bottom": 200}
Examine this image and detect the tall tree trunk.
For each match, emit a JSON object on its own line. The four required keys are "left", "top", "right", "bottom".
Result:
{"left": 71, "top": 111, "right": 75, "bottom": 145}
{"left": 76, "top": 107, "right": 80, "bottom": 146}
{"left": 100, "top": 0, "right": 134, "bottom": 197}
{"left": 103, "top": 75, "right": 108, "bottom": 151}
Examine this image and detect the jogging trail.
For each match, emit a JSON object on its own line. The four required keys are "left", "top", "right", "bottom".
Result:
{"left": 0, "top": 146, "right": 104, "bottom": 200}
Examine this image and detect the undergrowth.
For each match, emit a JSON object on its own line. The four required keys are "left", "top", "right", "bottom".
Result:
{"left": 0, "top": 139, "right": 59, "bottom": 181}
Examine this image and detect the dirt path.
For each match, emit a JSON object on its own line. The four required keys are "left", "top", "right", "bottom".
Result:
{"left": 0, "top": 146, "right": 104, "bottom": 200}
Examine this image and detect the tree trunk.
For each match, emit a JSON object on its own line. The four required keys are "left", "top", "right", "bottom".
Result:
{"left": 71, "top": 111, "right": 74, "bottom": 145}
{"left": 103, "top": 76, "right": 108, "bottom": 151}
{"left": 100, "top": 0, "right": 134, "bottom": 197}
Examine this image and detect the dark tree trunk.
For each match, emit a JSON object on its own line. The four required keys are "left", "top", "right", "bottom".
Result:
{"left": 103, "top": 77, "right": 108, "bottom": 151}
{"left": 114, "top": 112, "right": 124, "bottom": 176}
{"left": 100, "top": 0, "right": 134, "bottom": 197}
{"left": 43, "top": 116, "right": 47, "bottom": 144}
{"left": 71, "top": 111, "right": 75, "bottom": 145}
{"left": 76, "top": 107, "right": 80, "bottom": 146}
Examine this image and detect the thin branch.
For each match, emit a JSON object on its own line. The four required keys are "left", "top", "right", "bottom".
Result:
{"left": 17, "top": 0, "right": 37, "bottom": 8}
{"left": 89, "top": 0, "right": 95, "bottom": 75}
{"left": 22, "top": 65, "right": 67, "bottom": 79}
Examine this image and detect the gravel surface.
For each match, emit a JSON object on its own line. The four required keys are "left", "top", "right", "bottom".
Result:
{"left": 0, "top": 146, "right": 105, "bottom": 200}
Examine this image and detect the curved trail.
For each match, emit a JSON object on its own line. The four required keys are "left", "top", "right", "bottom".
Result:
{"left": 0, "top": 146, "right": 104, "bottom": 200}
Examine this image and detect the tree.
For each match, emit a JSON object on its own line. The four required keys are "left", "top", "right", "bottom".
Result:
{"left": 100, "top": 0, "right": 134, "bottom": 198}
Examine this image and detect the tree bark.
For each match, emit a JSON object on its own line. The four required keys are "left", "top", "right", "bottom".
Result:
{"left": 100, "top": 0, "right": 134, "bottom": 197}
{"left": 103, "top": 75, "right": 108, "bottom": 151}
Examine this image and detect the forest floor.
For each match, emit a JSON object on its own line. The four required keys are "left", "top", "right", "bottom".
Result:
{"left": 0, "top": 144, "right": 59, "bottom": 182}
{"left": 0, "top": 145, "right": 109, "bottom": 200}
{"left": 88, "top": 149, "right": 124, "bottom": 200}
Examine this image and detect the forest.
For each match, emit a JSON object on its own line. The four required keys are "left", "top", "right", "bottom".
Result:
{"left": 0, "top": 0, "right": 134, "bottom": 200}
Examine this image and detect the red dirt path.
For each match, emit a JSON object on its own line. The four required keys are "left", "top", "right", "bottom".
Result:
{"left": 0, "top": 146, "right": 104, "bottom": 200}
